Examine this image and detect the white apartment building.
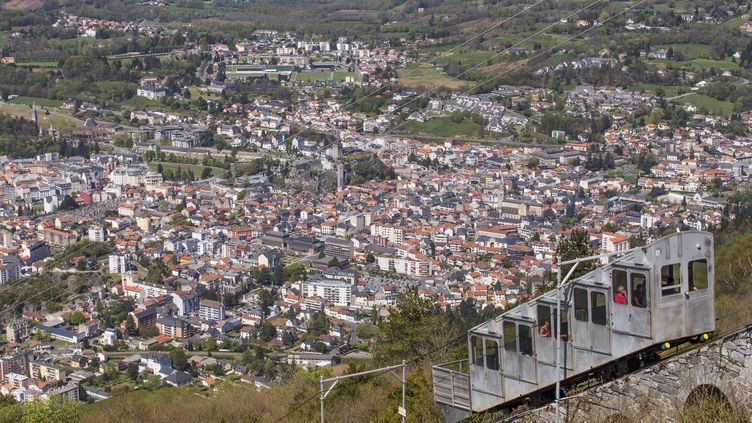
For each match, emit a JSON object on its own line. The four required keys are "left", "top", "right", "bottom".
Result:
{"left": 108, "top": 253, "right": 129, "bottom": 274}
{"left": 376, "top": 256, "right": 432, "bottom": 277}
{"left": 302, "top": 278, "right": 353, "bottom": 306}
{"left": 370, "top": 224, "right": 404, "bottom": 245}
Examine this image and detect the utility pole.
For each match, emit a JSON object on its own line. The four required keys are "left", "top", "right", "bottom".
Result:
{"left": 320, "top": 375, "right": 325, "bottom": 423}
{"left": 401, "top": 359, "right": 407, "bottom": 423}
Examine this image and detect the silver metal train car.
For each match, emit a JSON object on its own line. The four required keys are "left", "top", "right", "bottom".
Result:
{"left": 432, "top": 231, "right": 715, "bottom": 422}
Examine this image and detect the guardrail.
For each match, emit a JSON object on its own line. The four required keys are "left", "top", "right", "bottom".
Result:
{"left": 432, "top": 359, "right": 472, "bottom": 410}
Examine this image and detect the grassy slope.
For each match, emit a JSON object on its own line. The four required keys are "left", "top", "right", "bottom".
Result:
{"left": 0, "top": 103, "right": 82, "bottom": 132}
{"left": 672, "top": 94, "right": 735, "bottom": 115}
{"left": 397, "top": 63, "right": 472, "bottom": 90}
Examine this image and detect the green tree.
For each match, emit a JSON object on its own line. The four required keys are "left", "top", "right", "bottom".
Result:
{"left": 374, "top": 287, "right": 459, "bottom": 364}
{"left": 308, "top": 311, "right": 331, "bottom": 336}
{"left": 125, "top": 314, "right": 137, "bottom": 335}
{"left": 58, "top": 195, "right": 78, "bottom": 211}
{"left": 126, "top": 361, "right": 139, "bottom": 381}
{"left": 556, "top": 229, "right": 597, "bottom": 280}
{"left": 21, "top": 398, "right": 81, "bottom": 423}
{"left": 259, "top": 320, "right": 277, "bottom": 341}
{"left": 64, "top": 311, "right": 85, "bottom": 326}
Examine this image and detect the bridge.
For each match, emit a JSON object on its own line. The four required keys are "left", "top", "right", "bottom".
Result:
{"left": 505, "top": 318, "right": 752, "bottom": 422}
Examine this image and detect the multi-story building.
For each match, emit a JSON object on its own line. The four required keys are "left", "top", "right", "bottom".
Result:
{"left": 129, "top": 307, "right": 158, "bottom": 328}
{"left": 199, "top": 299, "right": 225, "bottom": 321}
{"left": 171, "top": 290, "right": 200, "bottom": 316}
{"left": 29, "top": 361, "right": 64, "bottom": 381}
{"left": 5, "top": 320, "right": 30, "bottom": 343}
{"left": 88, "top": 225, "right": 105, "bottom": 242}
{"left": 41, "top": 228, "right": 74, "bottom": 246}
{"left": 601, "top": 232, "right": 631, "bottom": 253}
{"left": 156, "top": 316, "right": 192, "bottom": 339}
{"left": 302, "top": 277, "right": 353, "bottom": 306}
{"left": 0, "top": 255, "right": 21, "bottom": 285}
{"left": 108, "top": 253, "right": 129, "bottom": 274}
{"left": 324, "top": 237, "right": 354, "bottom": 261}
{"left": 375, "top": 256, "right": 432, "bottom": 277}
{"left": 370, "top": 224, "right": 404, "bottom": 245}
{"left": 0, "top": 356, "right": 25, "bottom": 381}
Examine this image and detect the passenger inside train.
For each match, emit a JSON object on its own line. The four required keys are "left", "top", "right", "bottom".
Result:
{"left": 539, "top": 321, "right": 551, "bottom": 337}
{"left": 614, "top": 285, "right": 628, "bottom": 304}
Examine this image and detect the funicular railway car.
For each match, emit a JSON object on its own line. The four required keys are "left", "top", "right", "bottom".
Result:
{"left": 432, "top": 231, "right": 715, "bottom": 422}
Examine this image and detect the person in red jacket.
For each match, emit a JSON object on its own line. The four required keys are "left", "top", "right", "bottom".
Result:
{"left": 614, "top": 285, "right": 628, "bottom": 304}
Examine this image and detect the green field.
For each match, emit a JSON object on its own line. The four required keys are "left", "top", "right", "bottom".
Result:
{"left": 653, "top": 43, "right": 712, "bottom": 59}
{"left": 397, "top": 62, "right": 473, "bottom": 90}
{"left": 293, "top": 71, "right": 358, "bottom": 82}
{"left": 673, "top": 94, "right": 735, "bottom": 115}
{"left": 660, "top": 58, "right": 741, "bottom": 71}
{"left": 8, "top": 96, "right": 62, "bottom": 107}
{"left": 434, "top": 50, "right": 496, "bottom": 67}
{"left": 491, "top": 32, "right": 570, "bottom": 50}
{"left": 632, "top": 83, "right": 690, "bottom": 98}
{"left": 403, "top": 116, "right": 483, "bottom": 137}
{"left": 0, "top": 103, "right": 82, "bottom": 132}
{"left": 187, "top": 86, "right": 222, "bottom": 101}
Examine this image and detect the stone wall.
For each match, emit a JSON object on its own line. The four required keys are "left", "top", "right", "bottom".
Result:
{"left": 507, "top": 326, "right": 752, "bottom": 422}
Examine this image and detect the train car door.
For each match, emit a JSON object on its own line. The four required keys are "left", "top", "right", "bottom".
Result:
{"left": 629, "top": 271, "right": 651, "bottom": 338}
{"left": 572, "top": 287, "right": 591, "bottom": 350}
{"left": 517, "top": 323, "right": 537, "bottom": 384}
{"left": 589, "top": 288, "right": 610, "bottom": 354}
{"left": 502, "top": 321, "right": 520, "bottom": 380}
{"left": 610, "top": 269, "right": 630, "bottom": 333}
{"left": 535, "top": 303, "right": 555, "bottom": 365}
{"left": 685, "top": 257, "right": 713, "bottom": 334}
{"left": 502, "top": 320, "right": 537, "bottom": 384}
{"left": 469, "top": 333, "right": 504, "bottom": 411}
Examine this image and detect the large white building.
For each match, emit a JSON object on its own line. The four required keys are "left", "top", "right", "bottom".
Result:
{"left": 198, "top": 300, "right": 225, "bottom": 321}
{"left": 376, "top": 256, "right": 432, "bottom": 277}
{"left": 88, "top": 225, "right": 105, "bottom": 242}
{"left": 302, "top": 277, "right": 353, "bottom": 307}
{"left": 109, "top": 165, "right": 162, "bottom": 187}
{"left": 370, "top": 224, "right": 404, "bottom": 245}
{"left": 108, "top": 253, "right": 129, "bottom": 274}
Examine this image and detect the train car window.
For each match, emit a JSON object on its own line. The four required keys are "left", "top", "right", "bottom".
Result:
{"left": 560, "top": 309, "right": 569, "bottom": 340}
{"left": 485, "top": 339, "right": 499, "bottom": 370}
{"left": 472, "top": 336, "right": 484, "bottom": 366}
{"left": 631, "top": 273, "right": 647, "bottom": 308}
{"left": 537, "top": 305, "right": 552, "bottom": 337}
{"left": 660, "top": 263, "right": 681, "bottom": 296}
{"left": 519, "top": 325, "right": 534, "bottom": 356}
{"left": 574, "top": 288, "right": 588, "bottom": 321}
{"left": 591, "top": 292, "right": 607, "bottom": 325}
{"left": 503, "top": 321, "right": 517, "bottom": 352}
{"left": 688, "top": 259, "right": 708, "bottom": 291}
{"left": 612, "top": 270, "right": 628, "bottom": 305}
